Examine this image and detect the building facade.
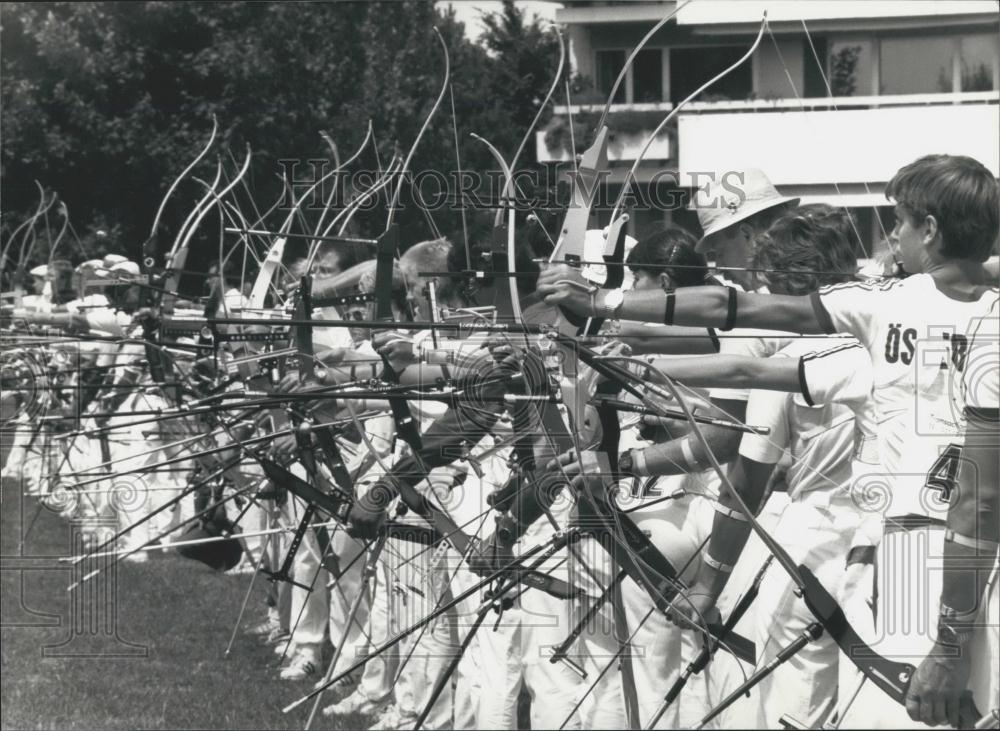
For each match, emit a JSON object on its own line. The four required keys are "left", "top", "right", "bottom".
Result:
{"left": 536, "top": 0, "right": 1000, "bottom": 257}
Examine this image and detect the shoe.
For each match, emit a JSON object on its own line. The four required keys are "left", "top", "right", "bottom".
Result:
{"left": 123, "top": 551, "right": 149, "bottom": 564}
{"left": 322, "top": 690, "right": 391, "bottom": 718}
{"left": 313, "top": 670, "right": 360, "bottom": 703}
{"left": 273, "top": 639, "right": 291, "bottom": 656}
{"left": 245, "top": 617, "right": 280, "bottom": 637}
{"left": 368, "top": 706, "right": 417, "bottom": 730}
{"left": 262, "top": 627, "right": 290, "bottom": 645}
{"left": 279, "top": 650, "right": 319, "bottom": 681}
{"left": 313, "top": 672, "right": 361, "bottom": 692}
{"left": 225, "top": 558, "right": 255, "bottom": 576}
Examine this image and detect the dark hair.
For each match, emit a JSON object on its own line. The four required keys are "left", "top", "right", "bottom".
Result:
{"left": 742, "top": 201, "right": 795, "bottom": 237}
{"left": 48, "top": 260, "right": 76, "bottom": 305}
{"left": 752, "top": 204, "right": 857, "bottom": 295}
{"left": 627, "top": 224, "right": 707, "bottom": 288}
{"left": 886, "top": 154, "right": 999, "bottom": 262}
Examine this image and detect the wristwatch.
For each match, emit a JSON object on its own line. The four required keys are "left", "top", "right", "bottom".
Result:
{"left": 937, "top": 619, "right": 975, "bottom": 647}
{"left": 599, "top": 289, "right": 624, "bottom": 320}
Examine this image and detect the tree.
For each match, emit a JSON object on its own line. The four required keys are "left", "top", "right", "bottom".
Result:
{"left": 1, "top": 1, "right": 563, "bottom": 283}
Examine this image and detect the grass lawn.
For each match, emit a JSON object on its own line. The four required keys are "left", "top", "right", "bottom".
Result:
{"left": 0, "top": 486, "right": 353, "bottom": 730}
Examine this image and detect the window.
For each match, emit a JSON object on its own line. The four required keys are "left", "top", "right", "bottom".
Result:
{"left": 596, "top": 49, "right": 626, "bottom": 104}
{"left": 633, "top": 48, "right": 663, "bottom": 102}
{"left": 827, "top": 39, "right": 873, "bottom": 96}
{"left": 669, "top": 46, "right": 753, "bottom": 105}
{"left": 595, "top": 48, "right": 663, "bottom": 103}
{"left": 959, "top": 34, "right": 998, "bottom": 91}
{"left": 880, "top": 36, "right": 955, "bottom": 94}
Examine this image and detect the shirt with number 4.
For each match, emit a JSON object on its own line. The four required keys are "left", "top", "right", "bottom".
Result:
{"left": 811, "top": 273, "right": 999, "bottom": 520}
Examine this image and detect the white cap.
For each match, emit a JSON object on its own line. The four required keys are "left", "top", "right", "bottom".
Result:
{"left": 29, "top": 264, "right": 48, "bottom": 278}
{"left": 75, "top": 259, "right": 105, "bottom": 274}
{"left": 690, "top": 168, "right": 799, "bottom": 250}
{"left": 102, "top": 254, "right": 129, "bottom": 268}
{"left": 108, "top": 261, "right": 141, "bottom": 279}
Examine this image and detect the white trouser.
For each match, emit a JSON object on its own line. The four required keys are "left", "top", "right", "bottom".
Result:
{"left": 474, "top": 588, "right": 583, "bottom": 730}
{"left": 572, "top": 492, "right": 715, "bottom": 730}
{"left": 326, "top": 527, "right": 370, "bottom": 667}
{"left": 837, "top": 524, "right": 1000, "bottom": 729}
{"left": 288, "top": 491, "right": 329, "bottom": 652}
{"left": 576, "top": 488, "right": 791, "bottom": 730}
{"left": 746, "top": 492, "right": 860, "bottom": 729}
{"left": 2, "top": 414, "right": 43, "bottom": 491}
{"left": 354, "top": 558, "right": 398, "bottom": 702}
{"left": 451, "top": 566, "right": 483, "bottom": 731}
{"left": 103, "top": 393, "right": 190, "bottom": 550}
{"left": 390, "top": 535, "right": 458, "bottom": 729}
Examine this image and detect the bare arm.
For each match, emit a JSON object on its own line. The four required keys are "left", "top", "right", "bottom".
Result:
{"left": 691, "top": 455, "right": 775, "bottom": 601}
{"left": 635, "top": 398, "right": 748, "bottom": 477}
{"left": 645, "top": 354, "right": 800, "bottom": 392}
{"left": 5, "top": 309, "right": 89, "bottom": 331}
{"left": 616, "top": 286, "right": 826, "bottom": 335}
{"left": 906, "top": 409, "right": 999, "bottom": 727}
{"left": 616, "top": 322, "right": 719, "bottom": 355}
{"left": 535, "top": 265, "right": 828, "bottom": 335}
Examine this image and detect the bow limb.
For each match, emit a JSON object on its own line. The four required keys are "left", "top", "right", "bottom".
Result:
{"left": 603, "top": 352, "right": 916, "bottom": 705}
{"left": 46, "top": 201, "right": 70, "bottom": 268}
{"left": 153, "top": 159, "right": 223, "bottom": 315}
{"left": 147, "top": 115, "right": 218, "bottom": 243}
{"left": 243, "top": 130, "right": 376, "bottom": 310}
{"left": 1, "top": 182, "right": 50, "bottom": 272}
{"left": 323, "top": 154, "right": 403, "bottom": 240}
{"left": 15, "top": 187, "right": 58, "bottom": 277}
{"left": 470, "top": 134, "right": 521, "bottom": 323}
{"left": 246, "top": 156, "right": 350, "bottom": 311}
{"left": 507, "top": 25, "right": 566, "bottom": 179}
{"left": 372, "top": 30, "right": 451, "bottom": 453}
{"left": 190, "top": 178, "right": 261, "bottom": 289}
{"left": 302, "top": 121, "right": 374, "bottom": 271}
{"left": 384, "top": 27, "right": 449, "bottom": 232}
{"left": 309, "top": 128, "right": 350, "bottom": 247}
{"left": 608, "top": 13, "right": 768, "bottom": 224}
{"left": 172, "top": 145, "right": 253, "bottom": 270}
{"left": 548, "top": 0, "right": 693, "bottom": 274}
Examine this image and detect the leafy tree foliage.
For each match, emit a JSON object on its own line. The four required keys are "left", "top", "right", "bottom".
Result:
{"left": 1, "top": 1, "right": 563, "bottom": 281}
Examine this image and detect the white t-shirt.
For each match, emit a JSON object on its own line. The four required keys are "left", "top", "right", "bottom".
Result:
{"left": 739, "top": 338, "right": 874, "bottom": 502}
{"left": 958, "top": 297, "right": 999, "bottom": 415}
{"left": 84, "top": 308, "right": 131, "bottom": 338}
{"left": 813, "top": 273, "right": 999, "bottom": 518}
{"left": 65, "top": 293, "right": 109, "bottom": 313}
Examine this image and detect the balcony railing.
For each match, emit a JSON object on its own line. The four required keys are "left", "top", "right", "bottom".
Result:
{"left": 681, "top": 90, "right": 999, "bottom": 113}
{"left": 678, "top": 92, "right": 999, "bottom": 184}
{"left": 537, "top": 92, "right": 998, "bottom": 173}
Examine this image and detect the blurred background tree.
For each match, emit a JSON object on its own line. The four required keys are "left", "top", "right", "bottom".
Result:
{"left": 1, "top": 1, "right": 564, "bottom": 287}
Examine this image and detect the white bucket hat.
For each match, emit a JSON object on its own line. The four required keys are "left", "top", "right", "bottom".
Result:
{"left": 75, "top": 258, "right": 106, "bottom": 274}
{"left": 102, "top": 254, "right": 129, "bottom": 268}
{"left": 108, "top": 260, "right": 141, "bottom": 280}
{"left": 690, "top": 168, "right": 799, "bottom": 250}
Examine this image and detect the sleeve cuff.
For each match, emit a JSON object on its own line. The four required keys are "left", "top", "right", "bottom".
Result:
{"left": 798, "top": 357, "right": 815, "bottom": 406}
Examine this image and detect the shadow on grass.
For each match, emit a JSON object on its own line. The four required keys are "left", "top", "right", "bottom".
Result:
{"left": 0, "top": 489, "right": 357, "bottom": 730}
